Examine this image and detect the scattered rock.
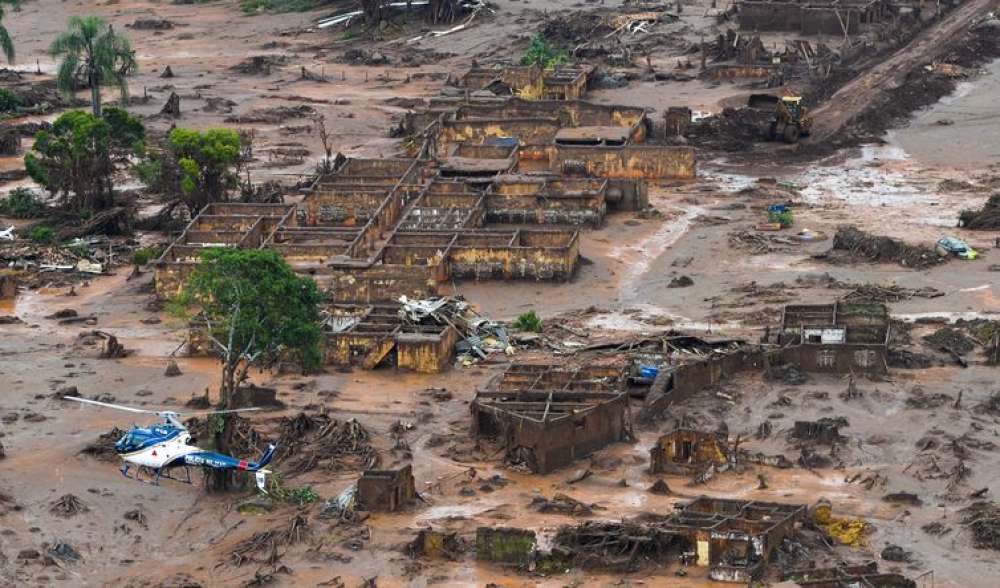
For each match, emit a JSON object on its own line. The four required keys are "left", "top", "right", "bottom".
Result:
{"left": 160, "top": 65, "right": 174, "bottom": 78}
{"left": 647, "top": 479, "right": 671, "bottom": 495}
{"left": 45, "top": 309, "right": 78, "bottom": 319}
{"left": 129, "top": 18, "right": 174, "bottom": 30}
{"left": 883, "top": 492, "right": 922, "bottom": 506}
{"left": 230, "top": 54, "right": 286, "bottom": 75}
{"left": 203, "top": 96, "right": 236, "bottom": 113}
{"left": 46, "top": 542, "right": 80, "bottom": 563}
{"left": 667, "top": 275, "right": 694, "bottom": 288}
{"left": 0, "top": 315, "right": 23, "bottom": 324}
{"left": 880, "top": 544, "right": 911, "bottom": 562}
{"left": 56, "top": 385, "right": 80, "bottom": 398}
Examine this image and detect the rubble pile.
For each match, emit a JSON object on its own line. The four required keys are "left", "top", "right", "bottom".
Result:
{"left": 550, "top": 519, "right": 674, "bottom": 571}
{"left": 685, "top": 107, "right": 774, "bottom": 151}
{"left": 529, "top": 493, "right": 602, "bottom": 517}
{"left": 398, "top": 296, "right": 512, "bottom": 362}
{"left": 830, "top": 226, "right": 944, "bottom": 269}
{"left": 0, "top": 235, "right": 137, "bottom": 288}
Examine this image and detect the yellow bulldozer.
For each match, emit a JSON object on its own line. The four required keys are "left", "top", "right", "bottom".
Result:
{"left": 748, "top": 94, "right": 813, "bottom": 143}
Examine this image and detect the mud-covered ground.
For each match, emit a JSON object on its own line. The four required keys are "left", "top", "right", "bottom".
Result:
{"left": 4, "top": 0, "right": 1000, "bottom": 586}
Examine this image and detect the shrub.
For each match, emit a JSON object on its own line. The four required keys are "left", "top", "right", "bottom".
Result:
{"left": 266, "top": 474, "right": 319, "bottom": 505}
{"left": 0, "top": 188, "right": 45, "bottom": 218}
{"left": 0, "top": 88, "right": 20, "bottom": 114}
{"left": 29, "top": 225, "right": 55, "bottom": 243}
{"left": 521, "top": 34, "right": 568, "bottom": 69}
{"left": 132, "top": 245, "right": 164, "bottom": 266}
{"left": 241, "top": 0, "right": 314, "bottom": 14}
{"left": 769, "top": 210, "right": 794, "bottom": 228}
{"left": 514, "top": 310, "right": 543, "bottom": 332}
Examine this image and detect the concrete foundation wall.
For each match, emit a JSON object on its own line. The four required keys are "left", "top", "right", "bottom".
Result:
{"left": 555, "top": 145, "right": 696, "bottom": 180}
{"left": 439, "top": 118, "right": 561, "bottom": 155}
{"left": 153, "top": 262, "right": 197, "bottom": 299}
{"left": 781, "top": 343, "right": 888, "bottom": 374}
{"left": 397, "top": 328, "right": 460, "bottom": 373}
{"left": 473, "top": 392, "right": 629, "bottom": 473}
{"left": 356, "top": 465, "right": 416, "bottom": 511}
{"left": 323, "top": 265, "right": 438, "bottom": 304}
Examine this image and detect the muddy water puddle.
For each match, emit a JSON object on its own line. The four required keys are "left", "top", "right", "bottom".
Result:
{"left": 890, "top": 58, "right": 1000, "bottom": 168}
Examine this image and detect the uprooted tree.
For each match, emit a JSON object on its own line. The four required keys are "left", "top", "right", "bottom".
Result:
{"left": 173, "top": 248, "right": 323, "bottom": 490}
{"left": 25, "top": 107, "right": 144, "bottom": 215}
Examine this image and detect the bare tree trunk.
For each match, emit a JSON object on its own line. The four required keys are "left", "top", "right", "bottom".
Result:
{"left": 209, "top": 356, "right": 238, "bottom": 491}
{"left": 91, "top": 72, "right": 102, "bottom": 117}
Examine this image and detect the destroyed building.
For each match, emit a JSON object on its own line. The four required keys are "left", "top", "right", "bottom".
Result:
{"left": 458, "top": 64, "right": 593, "bottom": 101}
{"left": 356, "top": 465, "right": 416, "bottom": 512}
{"left": 738, "top": 0, "right": 892, "bottom": 36}
{"left": 649, "top": 428, "right": 730, "bottom": 473}
{"left": 778, "top": 303, "right": 890, "bottom": 374}
{"left": 480, "top": 497, "right": 807, "bottom": 581}
{"left": 785, "top": 561, "right": 917, "bottom": 587}
{"left": 322, "top": 304, "right": 460, "bottom": 372}
{"left": 322, "top": 296, "right": 510, "bottom": 372}
{"left": 471, "top": 389, "right": 631, "bottom": 473}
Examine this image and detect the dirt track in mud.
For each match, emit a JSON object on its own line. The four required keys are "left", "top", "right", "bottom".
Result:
{"left": 4, "top": 0, "right": 1000, "bottom": 587}
{"left": 808, "top": 0, "right": 1000, "bottom": 142}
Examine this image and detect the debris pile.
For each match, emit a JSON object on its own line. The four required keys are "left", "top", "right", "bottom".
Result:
{"left": 923, "top": 327, "right": 976, "bottom": 355}
{"left": 529, "top": 493, "right": 602, "bottom": 517}
{"left": 834, "top": 282, "right": 944, "bottom": 303}
{"left": 550, "top": 520, "right": 673, "bottom": 571}
{"left": 829, "top": 226, "right": 944, "bottom": 269}
{"left": 229, "top": 54, "right": 286, "bottom": 76}
{"left": 273, "top": 412, "right": 380, "bottom": 475}
{"left": 961, "top": 501, "right": 1000, "bottom": 550}
{"left": 80, "top": 427, "right": 126, "bottom": 461}
{"left": 398, "top": 296, "right": 512, "bottom": 362}
{"left": 225, "top": 105, "right": 315, "bottom": 124}
{"left": 50, "top": 494, "right": 89, "bottom": 518}
{"left": 959, "top": 194, "right": 1000, "bottom": 229}
{"left": 686, "top": 107, "right": 774, "bottom": 151}
{"left": 231, "top": 513, "right": 310, "bottom": 567}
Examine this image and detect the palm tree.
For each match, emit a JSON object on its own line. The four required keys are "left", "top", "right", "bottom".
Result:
{"left": 50, "top": 16, "right": 137, "bottom": 116}
{"left": 0, "top": 0, "right": 18, "bottom": 64}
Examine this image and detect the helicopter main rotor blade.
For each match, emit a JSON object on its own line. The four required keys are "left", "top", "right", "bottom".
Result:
{"left": 62, "top": 396, "right": 157, "bottom": 414}
{"left": 181, "top": 408, "right": 263, "bottom": 416}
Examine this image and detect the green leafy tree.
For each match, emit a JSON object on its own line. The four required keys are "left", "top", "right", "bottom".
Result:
{"left": 24, "top": 107, "right": 144, "bottom": 213}
{"left": 174, "top": 248, "right": 323, "bottom": 490}
{"left": 166, "top": 127, "right": 242, "bottom": 213}
{"left": 50, "top": 16, "right": 137, "bottom": 116}
{"left": 521, "top": 34, "right": 567, "bottom": 69}
{"left": 0, "top": 0, "right": 18, "bottom": 64}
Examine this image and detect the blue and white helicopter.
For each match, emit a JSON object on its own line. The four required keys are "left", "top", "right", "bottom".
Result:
{"left": 65, "top": 396, "right": 277, "bottom": 492}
